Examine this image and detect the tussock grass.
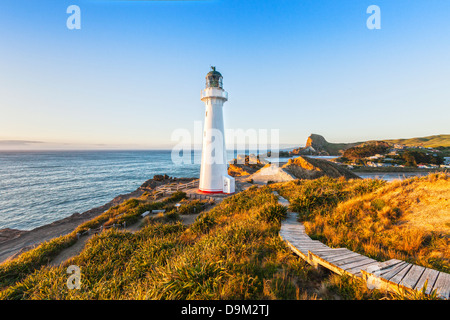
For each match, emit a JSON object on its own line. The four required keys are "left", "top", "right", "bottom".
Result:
{"left": 0, "top": 191, "right": 189, "bottom": 289}
{"left": 1, "top": 186, "right": 323, "bottom": 300}
{"left": 2, "top": 175, "right": 446, "bottom": 300}
{"left": 274, "top": 174, "right": 450, "bottom": 273}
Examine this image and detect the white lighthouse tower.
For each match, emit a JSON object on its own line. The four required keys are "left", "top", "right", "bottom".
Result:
{"left": 199, "top": 67, "right": 235, "bottom": 194}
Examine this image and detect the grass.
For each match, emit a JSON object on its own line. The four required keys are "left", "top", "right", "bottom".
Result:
{"left": 1, "top": 174, "right": 448, "bottom": 300}
{"left": 0, "top": 186, "right": 328, "bottom": 300}
{"left": 0, "top": 191, "right": 190, "bottom": 289}
{"left": 386, "top": 134, "right": 450, "bottom": 148}
{"left": 273, "top": 173, "right": 450, "bottom": 273}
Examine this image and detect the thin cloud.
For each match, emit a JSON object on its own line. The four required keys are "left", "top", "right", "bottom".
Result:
{"left": 0, "top": 140, "right": 44, "bottom": 145}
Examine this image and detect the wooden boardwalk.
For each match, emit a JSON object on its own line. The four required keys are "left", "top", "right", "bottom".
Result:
{"left": 276, "top": 193, "right": 450, "bottom": 299}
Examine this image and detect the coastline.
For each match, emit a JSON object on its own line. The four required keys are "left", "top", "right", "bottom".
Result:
{"left": 0, "top": 175, "right": 197, "bottom": 264}
{"left": 0, "top": 187, "right": 144, "bottom": 264}
{"left": 350, "top": 167, "right": 447, "bottom": 173}
{"left": 0, "top": 168, "right": 442, "bottom": 264}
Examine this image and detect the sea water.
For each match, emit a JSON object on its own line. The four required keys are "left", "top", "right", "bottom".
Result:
{"left": 0, "top": 151, "right": 428, "bottom": 231}
{"left": 0, "top": 150, "right": 203, "bottom": 230}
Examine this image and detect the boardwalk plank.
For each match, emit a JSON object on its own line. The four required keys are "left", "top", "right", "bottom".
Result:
{"left": 382, "top": 263, "right": 412, "bottom": 282}
{"left": 365, "top": 259, "right": 405, "bottom": 275}
{"left": 333, "top": 255, "right": 369, "bottom": 267}
{"left": 325, "top": 252, "right": 362, "bottom": 263}
{"left": 314, "top": 249, "right": 354, "bottom": 259}
{"left": 309, "top": 248, "right": 347, "bottom": 256}
{"left": 388, "top": 263, "right": 413, "bottom": 284}
{"left": 290, "top": 241, "right": 327, "bottom": 247}
{"left": 398, "top": 265, "right": 426, "bottom": 289}
{"left": 341, "top": 258, "right": 378, "bottom": 272}
{"left": 308, "top": 248, "right": 347, "bottom": 254}
{"left": 414, "top": 268, "right": 440, "bottom": 295}
{"left": 378, "top": 262, "right": 409, "bottom": 278}
{"left": 432, "top": 272, "right": 450, "bottom": 299}
{"left": 346, "top": 261, "right": 381, "bottom": 276}
{"left": 289, "top": 240, "right": 325, "bottom": 246}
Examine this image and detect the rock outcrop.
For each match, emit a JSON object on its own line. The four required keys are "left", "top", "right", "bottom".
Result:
{"left": 247, "top": 164, "right": 297, "bottom": 184}
{"left": 282, "top": 156, "right": 360, "bottom": 180}
{"left": 291, "top": 134, "right": 361, "bottom": 156}
{"left": 247, "top": 156, "right": 360, "bottom": 184}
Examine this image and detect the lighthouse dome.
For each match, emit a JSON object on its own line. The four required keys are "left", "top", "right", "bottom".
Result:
{"left": 205, "top": 66, "right": 223, "bottom": 88}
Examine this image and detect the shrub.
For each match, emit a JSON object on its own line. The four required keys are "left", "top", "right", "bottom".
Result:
{"left": 257, "top": 204, "right": 287, "bottom": 223}
{"left": 371, "top": 199, "right": 385, "bottom": 211}
{"left": 166, "top": 191, "right": 187, "bottom": 203}
{"left": 190, "top": 214, "right": 216, "bottom": 234}
{"left": 124, "top": 199, "right": 140, "bottom": 208}
{"left": 165, "top": 210, "right": 180, "bottom": 222}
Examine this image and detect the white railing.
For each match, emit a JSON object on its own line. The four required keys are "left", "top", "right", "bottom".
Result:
{"left": 155, "top": 179, "right": 199, "bottom": 193}
{"left": 200, "top": 88, "right": 228, "bottom": 100}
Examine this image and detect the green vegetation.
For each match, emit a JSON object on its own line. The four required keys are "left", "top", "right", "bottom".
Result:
{"left": 342, "top": 141, "right": 390, "bottom": 160}
{"left": 274, "top": 174, "right": 450, "bottom": 274}
{"left": 2, "top": 175, "right": 448, "bottom": 300}
{"left": 0, "top": 191, "right": 188, "bottom": 289}
{"left": 0, "top": 187, "right": 325, "bottom": 300}
{"left": 386, "top": 134, "right": 450, "bottom": 148}
{"left": 400, "top": 150, "right": 443, "bottom": 167}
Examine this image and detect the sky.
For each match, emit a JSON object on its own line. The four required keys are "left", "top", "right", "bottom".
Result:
{"left": 0, "top": 0, "right": 449, "bottom": 150}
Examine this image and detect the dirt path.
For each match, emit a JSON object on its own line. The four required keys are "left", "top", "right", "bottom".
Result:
{"left": 48, "top": 212, "right": 203, "bottom": 267}
{"left": 0, "top": 189, "right": 144, "bottom": 264}
{"left": 5, "top": 178, "right": 249, "bottom": 267}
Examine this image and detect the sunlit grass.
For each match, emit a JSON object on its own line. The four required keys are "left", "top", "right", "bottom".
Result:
{"left": 2, "top": 174, "right": 447, "bottom": 300}
{"left": 274, "top": 173, "right": 450, "bottom": 273}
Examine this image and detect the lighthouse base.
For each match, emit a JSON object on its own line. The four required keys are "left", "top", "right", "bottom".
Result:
{"left": 198, "top": 175, "right": 235, "bottom": 195}
{"left": 198, "top": 189, "right": 225, "bottom": 194}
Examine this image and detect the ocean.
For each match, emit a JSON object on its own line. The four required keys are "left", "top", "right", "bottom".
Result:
{"left": 0, "top": 150, "right": 203, "bottom": 231}
{"left": 0, "top": 151, "right": 429, "bottom": 231}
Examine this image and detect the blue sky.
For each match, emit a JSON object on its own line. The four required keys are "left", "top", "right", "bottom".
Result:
{"left": 0, "top": 0, "right": 449, "bottom": 149}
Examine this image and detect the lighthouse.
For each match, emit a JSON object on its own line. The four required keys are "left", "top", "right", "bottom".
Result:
{"left": 199, "top": 67, "right": 235, "bottom": 194}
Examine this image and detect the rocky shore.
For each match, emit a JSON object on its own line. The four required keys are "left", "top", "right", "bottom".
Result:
{"left": 0, "top": 175, "right": 191, "bottom": 264}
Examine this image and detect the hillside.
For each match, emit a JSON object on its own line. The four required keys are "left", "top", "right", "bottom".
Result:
{"left": 386, "top": 134, "right": 450, "bottom": 148}
{"left": 228, "top": 163, "right": 264, "bottom": 177}
{"left": 342, "top": 141, "right": 390, "bottom": 160}
{"left": 291, "top": 134, "right": 450, "bottom": 157}
{"left": 282, "top": 156, "right": 359, "bottom": 180}
{"left": 244, "top": 156, "right": 359, "bottom": 184}
{"left": 291, "top": 134, "right": 360, "bottom": 156}
{"left": 1, "top": 174, "right": 448, "bottom": 300}
{"left": 276, "top": 173, "right": 450, "bottom": 274}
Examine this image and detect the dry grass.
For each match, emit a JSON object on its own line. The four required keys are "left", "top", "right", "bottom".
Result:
{"left": 0, "top": 186, "right": 326, "bottom": 300}
{"left": 3, "top": 175, "right": 446, "bottom": 300}
{"left": 292, "top": 173, "right": 450, "bottom": 273}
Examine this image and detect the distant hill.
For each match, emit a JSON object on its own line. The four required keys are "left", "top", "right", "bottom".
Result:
{"left": 385, "top": 135, "right": 450, "bottom": 148}
{"left": 291, "top": 134, "right": 450, "bottom": 156}
{"left": 291, "top": 134, "right": 361, "bottom": 156}
{"left": 342, "top": 141, "right": 390, "bottom": 160}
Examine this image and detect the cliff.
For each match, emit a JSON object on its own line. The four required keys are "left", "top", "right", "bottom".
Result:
{"left": 292, "top": 134, "right": 360, "bottom": 156}
{"left": 282, "top": 156, "right": 360, "bottom": 180}
{"left": 247, "top": 156, "right": 359, "bottom": 184}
